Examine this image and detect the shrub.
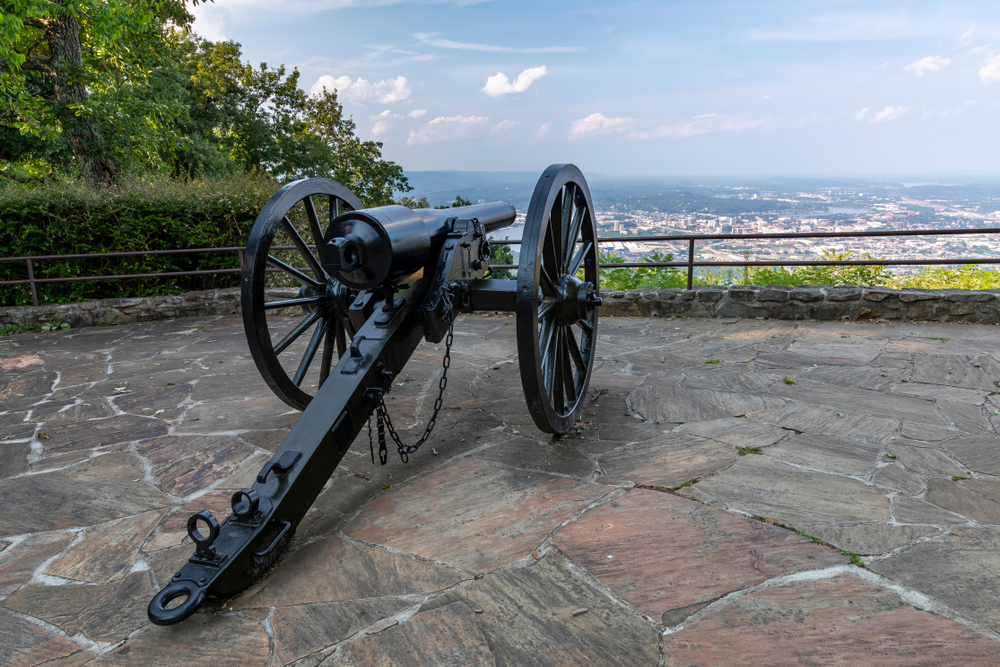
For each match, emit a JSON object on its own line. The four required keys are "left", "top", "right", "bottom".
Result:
{"left": 1, "top": 173, "right": 277, "bottom": 306}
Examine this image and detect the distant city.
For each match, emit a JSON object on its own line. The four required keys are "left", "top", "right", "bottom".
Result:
{"left": 403, "top": 171, "right": 1000, "bottom": 271}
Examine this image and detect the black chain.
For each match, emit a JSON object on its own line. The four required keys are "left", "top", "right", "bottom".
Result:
{"left": 367, "top": 285, "right": 457, "bottom": 464}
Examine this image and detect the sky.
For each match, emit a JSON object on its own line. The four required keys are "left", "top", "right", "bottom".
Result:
{"left": 190, "top": 0, "right": 1000, "bottom": 177}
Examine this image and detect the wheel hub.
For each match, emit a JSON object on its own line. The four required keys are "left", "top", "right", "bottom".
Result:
{"left": 555, "top": 275, "right": 601, "bottom": 326}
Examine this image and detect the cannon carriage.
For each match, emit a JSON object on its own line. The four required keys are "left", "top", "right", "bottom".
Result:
{"left": 148, "top": 164, "right": 602, "bottom": 625}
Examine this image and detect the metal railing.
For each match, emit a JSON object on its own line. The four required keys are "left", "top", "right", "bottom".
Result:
{"left": 4, "top": 226, "right": 1000, "bottom": 306}
{"left": 490, "top": 226, "right": 1000, "bottom": 289}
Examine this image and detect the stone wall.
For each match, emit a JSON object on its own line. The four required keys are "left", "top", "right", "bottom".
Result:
{"left": 4, "top": 285, "right": 1000, "bottom": 329}
{"left": 0, "top": 288, "right": 300, "bottom": 329}
{"left": 599, "top": 285, "right": 1000, "bottom": 323}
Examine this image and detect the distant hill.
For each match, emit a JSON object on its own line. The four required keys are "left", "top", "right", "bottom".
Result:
{"left": 402, "top": 171, "right": 541, "bottom": 208}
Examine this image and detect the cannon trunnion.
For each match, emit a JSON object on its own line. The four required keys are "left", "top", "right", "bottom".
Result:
{"left": 147, "top": 164, "right": 601, "bottom": 625}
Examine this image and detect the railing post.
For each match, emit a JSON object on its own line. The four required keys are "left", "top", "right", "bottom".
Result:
{"left": 26, "top": 259, "right": 38, "bottom": 306}
{"left": 237, "top": 248, "right": 245, "bottom": 270}
{"left": 687, "top": 238, "right": 695, "bottom": 290}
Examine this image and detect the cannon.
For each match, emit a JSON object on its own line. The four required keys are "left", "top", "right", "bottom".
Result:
{"left": 147, "top": 164, "right": 602, "bottom": 625}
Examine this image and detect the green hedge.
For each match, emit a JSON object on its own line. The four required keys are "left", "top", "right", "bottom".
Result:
{"left": 1, "top": 174, "right": 278, "bottom": 306}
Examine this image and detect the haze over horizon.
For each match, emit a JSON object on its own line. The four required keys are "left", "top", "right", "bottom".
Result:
{"left": 192, "top": 0, "right": 1000, "bottom": 178}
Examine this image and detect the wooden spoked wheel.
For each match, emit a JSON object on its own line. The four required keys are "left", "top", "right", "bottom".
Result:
{"left": 242, "top": 178, "right": 364, "bottom": 410}
{"left": 516, "top": 164, "right": 601, "bottom": 434}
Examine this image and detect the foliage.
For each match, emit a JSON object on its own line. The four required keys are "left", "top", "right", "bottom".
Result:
{"left": 887, "top": 265, "right": 1000, "bottom": 290}
{"left": 737, "top": 249, "right": 892, "bottom": 287}
{"left": 395, "top": 196, "right": 430, "bottom": 209}
{"left": 488, "top": 238, "right": 515, "bottom": 280}
{"left": 435, "top": 195, "right": 473, "bottom": 209}
{"left": 2, "top": 18, "right": 411, "bottom": 203}
{"left": 0, "top": 172, "right": 276, "bottom": 305}
{"left": 598, "top": 250, "right": 686, "bottom": 289}
{"left": 0, "top": 0, "right": 200, "bottom": 183}
{"left": 162, "top": 36, "right": 410, "bottom": 206}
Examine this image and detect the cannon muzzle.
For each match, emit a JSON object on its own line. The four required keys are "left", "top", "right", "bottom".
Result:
{"left": 324, "top": 201, "right": 516, "bottom": 290}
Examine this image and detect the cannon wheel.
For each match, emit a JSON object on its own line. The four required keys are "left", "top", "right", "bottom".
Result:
{"left": 242, "top": 179, "right": 364, "bottom": 410}
{"left": 516, "top": 164, "right": 600, "bottom": 434}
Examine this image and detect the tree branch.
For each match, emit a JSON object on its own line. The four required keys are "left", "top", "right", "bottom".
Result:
{"left": 21, "top": 17, "right": 52, "bottom": 31}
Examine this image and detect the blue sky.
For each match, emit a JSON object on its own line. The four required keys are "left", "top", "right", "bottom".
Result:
{"left": 191, "top": 0, "right": 1000, "bottom": 177}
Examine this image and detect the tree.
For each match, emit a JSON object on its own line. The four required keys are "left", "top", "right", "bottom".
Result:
{"left": 0, "top": 0, "right": 201, "bottom": 184}
{"left": 167, "top": 37, "right": 411, "bottom": 205}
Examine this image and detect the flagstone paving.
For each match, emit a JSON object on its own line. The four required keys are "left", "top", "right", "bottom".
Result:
{"left": 2, "top": 313, "right": 1000, "bottom": 665}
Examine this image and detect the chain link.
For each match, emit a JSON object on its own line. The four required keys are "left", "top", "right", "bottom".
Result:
{"left": 367, "top": 285, "right": 457, "bottom": 464}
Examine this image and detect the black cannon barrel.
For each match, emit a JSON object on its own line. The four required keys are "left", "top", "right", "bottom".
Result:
{"left": 325, "top": 201, "right": 516, "bottom": 290}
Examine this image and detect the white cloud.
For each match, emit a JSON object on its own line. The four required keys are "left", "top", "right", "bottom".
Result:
{"left": 491, "top": 120, "right": 517, "bottom": 133}
{"left": 870, "top": 105, "right": 910, "bottom": 123}
{"left": 407, "top": 109, "right": 427, "bottom": 118}
{"left": 960, "top": 30, "right": 974, "bottom": 47}
{"left": 531, "top": 121, "right": 552, "bottom": 142}
{"left": 981, "top": 55, "right": 1000, "bottom": 83}
{"left": 311, "top": 75, "right": 411, "bottom": 105}
{"left": 482, "top": 67, "right": 548, "bottom": 97}
{"left": 854, "top": 107, "right": 870, "bottom": 120}
{"left": 567, "top": 113, "right": 636, "bottom": 139}
{"left": 414, "top": 32, "right": 583, "bottom": 54}
{"left": 407, "top": 115, "right": 491, "bottom": 145}
{"left": 625, "top": 114, "right": 767, "bottom": 140}
{"left": 370, "top": 110, "right": 404, "bottom": 138}
{"left": 903, "top": 55, "right": 951, "bottom": 77}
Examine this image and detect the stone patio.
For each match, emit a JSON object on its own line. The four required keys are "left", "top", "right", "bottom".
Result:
{"left": 2, "top": 313, "right": 1000, "bottom": 665}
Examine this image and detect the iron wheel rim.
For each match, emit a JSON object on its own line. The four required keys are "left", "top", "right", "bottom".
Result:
{"left": 242, "top": 178, "right": 364, "bottom": 410}
{"left": 516, "top": 164, "right": 600, "bottom": 434}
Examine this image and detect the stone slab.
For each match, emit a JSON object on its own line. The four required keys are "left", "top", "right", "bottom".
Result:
{"left": 270, "top": 598, "right": 411, "bottom": 666}
{"left": 470, "top": 435, "right": 597, "bottom": 479}
{"left": 135, "top": 434, "right": 254, "bottom": 497}
{"left": 0, "top": 531, "right": 75, "bottom": 595}
{"left": 871, "top": 464, "right": 926, "bottom": 496}
{"left": 938, "top": 400, "right": 991, "bottom": 433}
{"left": 696, "top": 454, "right": 890, "bottom": 525}
{"left": 0, "top": 440, "right": 31, "bottom": 479}
{"left": 765, "top": 433, "right": 880, "bottom": 476}
{"left": 45, "top": 509, "right": 164, "bottom": 583}
{"left": 804, "top": 524, "right": 937, "bottom": 555}
{"left": 434, "top": 555, "right": 660, "bottom": 667}
{"left": 629, "top": 385, "right": 786, "bottom": 423}
{"left": 0, "top": 608, "right": 90, "bottom": 667}
{"left": 769, "top": 378, "right": 945, "bottom": 425}
{"left": 233, "top": 534, "right": 469, "bottom": 609}
{"left": 600, "top": 434, "right": 734, "bottom": 489}
{"left": 344, "top": 458, "right": 612, "bottom": 572}
{"left": 676, "top": 417, "right": 787, "bottom": 449}
{"left": 88, "top": 613, "right": 269, "bottom": 667}
{"left": 1, "top": 570, "right": 154, "bottom": 644}
{"left": 754, "top": 404, "right": 899, "bottom": 443}
{"left": 943, "top": 435, "right": 1000, "bottom": 475}
{"left": 924, "top": 479, "right": 1000, "bottom": 524}
{"left": 0, "top": 452, "right": 172, "bottom": 538}
{"left": 871, "top": 527, "right": 1000, "bottom": 632}
{"left": 40, "top": 414, "right": 168, "bottom": 455}
{"left": 892, "top": 496, "right": 967, "bottom": 525}
{"left": 663, "top": 574, "right": 1000, "bottom": 665}
{"left": 55, "top": 362, "right": 109, "bottom": 387}
{"left": 322, "top": 602, "right": 495, "bottom": 667}
{"left": 910, "top": 354, "right": 1000, "bottom": 392}
{"left": 553, "top": 489, "right": 845, "bottom": 621}
{"left": 887, "top": 443, "right": 967, "bottom": 477}
{"left": 296, "top": 473, "right": 377, "bottom": 541}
